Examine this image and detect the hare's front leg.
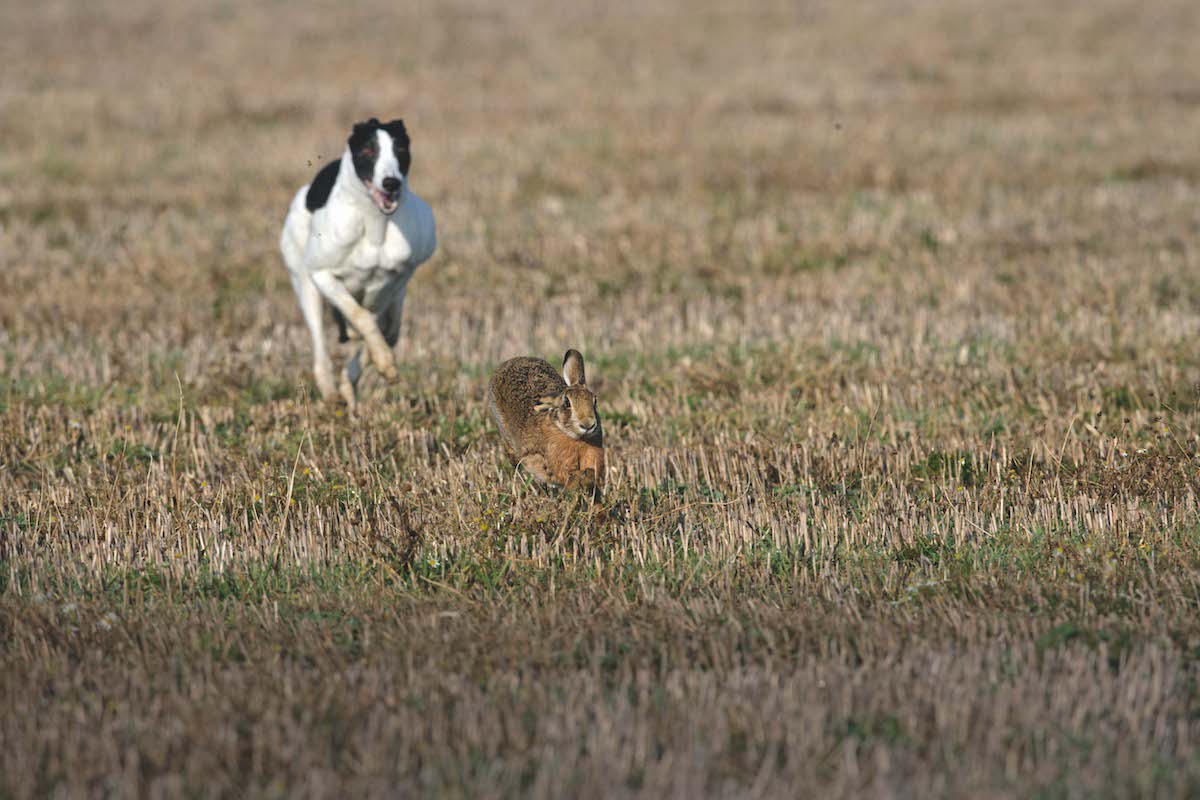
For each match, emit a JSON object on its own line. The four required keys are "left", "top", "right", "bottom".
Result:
{"left": 578, "top": 445, "right": 605, "bottom": 489}
{"left": 566, "top": 469, "right": 599, "bottom": 496}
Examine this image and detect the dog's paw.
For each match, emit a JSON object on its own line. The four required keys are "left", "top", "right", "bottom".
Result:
{"left": 315, "top": 367, "right": 339, "bottom": 401}
{"left": 374, "top": 354, "right": 399, "bottom": 382}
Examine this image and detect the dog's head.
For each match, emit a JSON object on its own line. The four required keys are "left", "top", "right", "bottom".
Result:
{"left": 348, "top": 118, "right": 411, "bottom": 214}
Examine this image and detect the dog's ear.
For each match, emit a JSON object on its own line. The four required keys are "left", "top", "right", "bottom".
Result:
{"left": 562, "top": 349, "right": 586, "bottom": 387}
{"left": 383, "top": 119, "right": 409, "bottom": 148}
{"left": 383, "top": 119, "right": 411, "bottom": 174}
{"left": 348, "top": 119, "right": 378, "bottom": 152}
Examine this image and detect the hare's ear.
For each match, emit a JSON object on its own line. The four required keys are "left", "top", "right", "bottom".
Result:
{"left": 534, "top": 395, "right": 564, "bottom": 413}
{"left": 562, "top": 349, "right": 586, "bottom": 386}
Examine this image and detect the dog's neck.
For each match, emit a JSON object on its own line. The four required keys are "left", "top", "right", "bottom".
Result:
{"left": 335, "top": 149, "right": 393, "bottom": 245}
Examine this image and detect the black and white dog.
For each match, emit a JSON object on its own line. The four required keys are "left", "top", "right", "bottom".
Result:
{"left": 280, "top": 118, "right": 436, "bottom": 408}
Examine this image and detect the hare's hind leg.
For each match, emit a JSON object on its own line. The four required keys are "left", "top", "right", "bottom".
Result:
{"left": 518, "top": 454, "right": 553, "bottom": 485}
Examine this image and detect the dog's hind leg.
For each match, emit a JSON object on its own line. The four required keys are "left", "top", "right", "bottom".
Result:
{"left": 339, "top": 348, "right": 365, "bottom": 411}
{"left": 331, "top": 306, "right": 353, "bottom": 343}
{"left": 291, "top": 272, "right": 338, "bottom": 400}
{"left": 381, "top": 283, "right": 407, "bottom": 349}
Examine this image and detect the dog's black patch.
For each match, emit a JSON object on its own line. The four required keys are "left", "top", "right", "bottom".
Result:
{"left": 382, "top": 118, "right": 412, "bottom": 176}
{"left": 348, "top": 117, "right": 412, "bottom": 183}
{"left": 349, "top": 118, "right": 382, "bottom": 183}
{"left": 305, "top": 160, "right": 340, "bottom": 212}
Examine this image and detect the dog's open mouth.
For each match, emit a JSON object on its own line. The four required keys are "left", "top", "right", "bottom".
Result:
{"left": 366, "top": 182, "right": 400, "bottom": 214}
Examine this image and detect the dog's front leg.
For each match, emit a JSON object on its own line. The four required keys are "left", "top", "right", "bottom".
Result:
{"left": 291, "top": 272, "right": 339, "bottom": 400}
{"left": 310, "top": 271, "right": 398, "bottom": 381}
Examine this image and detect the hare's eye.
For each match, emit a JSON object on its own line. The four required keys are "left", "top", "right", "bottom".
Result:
{"left": 563, "top": 396, "right": 572, "bottom": 410}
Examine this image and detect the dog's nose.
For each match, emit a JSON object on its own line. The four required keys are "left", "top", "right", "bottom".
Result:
{"left": 381, "top": 177, "right": 401, "bottom": 193}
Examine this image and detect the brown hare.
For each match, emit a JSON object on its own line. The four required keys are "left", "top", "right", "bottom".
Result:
{"left": 487, "top": 349, "right": 605, "bottom": 492}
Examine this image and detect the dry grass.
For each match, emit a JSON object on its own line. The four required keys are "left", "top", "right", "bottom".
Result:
{"left": 4, "top": 0, "right": 1200, "bottom": 796}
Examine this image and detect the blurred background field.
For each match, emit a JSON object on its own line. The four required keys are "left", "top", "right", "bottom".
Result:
{"left": 3, "top": 0, "right": 1200, "bottom": 796}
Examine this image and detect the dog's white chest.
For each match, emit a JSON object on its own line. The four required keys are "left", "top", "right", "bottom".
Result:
{"left": 281, "top": 178, "right": 436, "bottom": 308}
{"left": 338, "top": 247, "right": 414, "bottom": 307}
{"left": 345, "top": 214, "right": 415, "bottom": 271}
{"left": 347, "top": 224, "right": 413, "bottom": 271}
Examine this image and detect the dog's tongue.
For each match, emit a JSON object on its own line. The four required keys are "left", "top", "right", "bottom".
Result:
{"left": 369, "top": 184, "right": 398, "bottom": 213}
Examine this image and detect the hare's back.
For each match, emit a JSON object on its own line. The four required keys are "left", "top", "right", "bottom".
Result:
{"left": 489, "top": 358, "right": 564, "bottom": 454}
{"left": 490, "top": 357, "right": 564, "bottom": 405}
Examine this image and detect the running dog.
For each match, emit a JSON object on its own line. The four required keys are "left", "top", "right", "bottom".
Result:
{"left": 279, "top": 117, "right": 436, "bottom": 408}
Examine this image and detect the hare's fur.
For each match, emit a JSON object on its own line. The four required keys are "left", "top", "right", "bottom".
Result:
{"left": 488, "top": 351, "right": 605, "bottom": 490}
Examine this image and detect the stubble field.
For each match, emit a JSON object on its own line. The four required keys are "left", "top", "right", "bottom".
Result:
{"left": 3, "top": 0, "right": 1200, "bottom": 796}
